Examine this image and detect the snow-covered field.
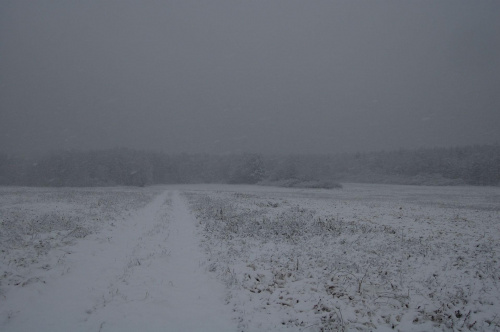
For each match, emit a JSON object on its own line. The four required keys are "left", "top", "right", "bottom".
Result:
{"left": 186, "top": 184, "right": 500, "bottom": 331}
{"left": 0, "top": 186, "right": 234, "bottom": 332}
{"left": 1, "top": 184, "right": 499, "bottom": 331}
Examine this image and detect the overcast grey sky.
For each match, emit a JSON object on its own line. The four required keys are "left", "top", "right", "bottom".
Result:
{"left": 1, "top": 1, "right": 499, "bottom": 155}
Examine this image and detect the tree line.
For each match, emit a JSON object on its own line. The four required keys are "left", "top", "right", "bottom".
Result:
{"left": 0, "top": 145, "right": 499, "bottom": 187}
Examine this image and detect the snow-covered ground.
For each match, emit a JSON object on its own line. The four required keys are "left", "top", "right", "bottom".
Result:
{"left": 0, "top": 187, "right": 235, "bottom": 332}
{"left": 1, "top": 184, "right": 499, "bottom": 331}
{"left": 186, "top": 184, "right": 500, "bottom": 331}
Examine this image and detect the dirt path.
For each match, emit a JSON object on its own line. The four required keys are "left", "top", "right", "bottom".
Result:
{"left": 1, "top": 190, "right": 235, "bottom": 332}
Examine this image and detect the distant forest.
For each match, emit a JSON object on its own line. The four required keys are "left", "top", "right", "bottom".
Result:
{"left": 0, "top": 145, "right": 499, "bottom": 187}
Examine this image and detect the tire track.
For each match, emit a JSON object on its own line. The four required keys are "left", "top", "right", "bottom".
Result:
{"left": 2, "top": 190, "right": 235, "bottom": 332}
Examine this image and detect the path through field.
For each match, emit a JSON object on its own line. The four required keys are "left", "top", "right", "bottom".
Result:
{"left": 1, "top": 190, "right": 235, "bottom": 332}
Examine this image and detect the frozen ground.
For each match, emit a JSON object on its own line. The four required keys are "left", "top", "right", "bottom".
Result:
{"left": 1, "top": 184, "right": 499, "bottom": 331}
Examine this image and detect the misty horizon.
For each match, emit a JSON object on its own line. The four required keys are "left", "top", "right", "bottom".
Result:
{"left": 1, "top": 1, "right": 499, "bottom": 156}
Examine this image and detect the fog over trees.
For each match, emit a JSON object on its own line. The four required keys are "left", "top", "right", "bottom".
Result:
{"left": 1, "top": 145, "right": 499, "bottom": 187}
{"left": 1, "top": 1, "right": 499, "bottom": 187}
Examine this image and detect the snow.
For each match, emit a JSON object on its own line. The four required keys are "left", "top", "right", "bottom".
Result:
{"left": 1, "top": 184, "right": 499, "bottom": 331}
{"left": 0, "top": 188, "right": 235, "bottom": 332}
{"left": 185, "top": 183, "right": 500, "bottom": 331}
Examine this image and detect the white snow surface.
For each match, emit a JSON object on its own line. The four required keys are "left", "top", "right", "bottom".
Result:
{"left": 1, "top": 184, "right": 500, "bottom": 331}
{"left": 0, "top": 188, "right": 235, "bottom": 332}
{"left": 185, "top": 184, "right": 500, "bottom": 331}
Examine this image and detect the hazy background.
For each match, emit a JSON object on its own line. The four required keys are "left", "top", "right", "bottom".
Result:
{"left": 1, "top": 0, "right": 499, "bottom": 156}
